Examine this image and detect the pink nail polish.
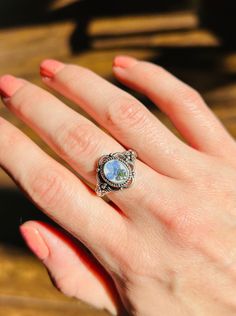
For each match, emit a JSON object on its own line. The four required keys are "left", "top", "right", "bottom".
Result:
{"left": 20, "top": 225, "right": 49, "bottom": 260}
{"left": 113, "top": 55, "right": 138, "bottom": 69}
{"left": 0, "top": 75, "right": 24, "bottom": 98}
{"left": 40, "top": 59, "right": 65, "bottom": 78}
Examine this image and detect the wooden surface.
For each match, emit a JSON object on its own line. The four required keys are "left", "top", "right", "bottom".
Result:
{"left": 0, "top": 247, "right": 108, "bottom": 316}
{"left": 0, "top": 1, "right": 236, "bottom": 315}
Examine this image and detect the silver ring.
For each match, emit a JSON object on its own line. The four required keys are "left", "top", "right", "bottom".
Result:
{"left": 95, "top": 149, "right": 137, "bottom": 197}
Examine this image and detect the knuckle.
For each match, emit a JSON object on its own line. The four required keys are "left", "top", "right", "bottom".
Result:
{"left": 149, "top": 196, "right": 199, "bottom": 244}
{"left": 179, "top": 87, "right": 203, "bottom": 111}
{"left": 55, "top": 121, "right": 98, "bottom": 159}
{"left": 106, "top": 97, "right": 147, "bottom": 130}
{"left": 29, "top": 167, "right": 67, "bottom": 210}
{"left": 163, "top": 208, "right": 196, "bottom": 241}
{"left": 12, "top": 85, "right": 41, "bottom": 118}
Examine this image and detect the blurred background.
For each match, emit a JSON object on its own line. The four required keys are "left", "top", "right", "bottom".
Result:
{"left": 0, "top": 0, "right": 236, "bottom": 315}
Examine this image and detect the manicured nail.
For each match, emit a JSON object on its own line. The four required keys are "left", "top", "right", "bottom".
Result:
{"left": 40, "top": 59, "right": 65, "bottom": 78}
{"left": 20, "top": 225, "right": 49, "bottom": 260}
{"left": 113, "top": 55, "right": 138, "bottom": 69}
{"left": 0, "top": 75, "right": 24, "bottom": 99}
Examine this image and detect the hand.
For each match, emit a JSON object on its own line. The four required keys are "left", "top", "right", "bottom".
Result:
{"left": 0, "top": 56, "right": 236, "bottom": 316}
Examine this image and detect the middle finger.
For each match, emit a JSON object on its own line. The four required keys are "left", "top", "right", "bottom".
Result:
{"left": 40, "top": 59, "right": 199, "bottom": 179}
{"left": 1, "top": 75, "right": 175, "bottom": 217}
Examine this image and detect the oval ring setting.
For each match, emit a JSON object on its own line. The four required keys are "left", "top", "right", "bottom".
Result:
{"left": 95, "top": 150, "right": 137, "bottom": 197}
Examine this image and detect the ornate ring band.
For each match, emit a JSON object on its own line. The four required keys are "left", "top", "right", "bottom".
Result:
{"left": 95, "top": 149, "right": 137, "bottom": 197}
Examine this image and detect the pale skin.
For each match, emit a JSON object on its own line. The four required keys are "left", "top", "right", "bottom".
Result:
{"left": 0, "top": 55, "right": 236, "bottom": 315}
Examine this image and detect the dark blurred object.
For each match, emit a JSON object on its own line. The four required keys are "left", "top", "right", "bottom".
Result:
{"left": 0, "top": 0, "right": 192, "bottom": 27}
{"left": 0, "top": 0, "right": 194, "bottom": 53}
{"left": 0, "top": 0, "right": 51, "bottom": 27}
{"left": 0, "top": 189, "right": 51, "bottom": 247}
{"left": 199, "top": 0, "right": 236, "bottom": 49}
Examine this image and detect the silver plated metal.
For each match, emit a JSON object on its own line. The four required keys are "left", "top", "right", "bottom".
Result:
{"left": 95, "top": 149, "right": 137, "bottom": 197}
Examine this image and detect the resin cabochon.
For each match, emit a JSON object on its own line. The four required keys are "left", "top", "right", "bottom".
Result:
{"left": 103, "top": 159, "right": 130, "bottom": 185}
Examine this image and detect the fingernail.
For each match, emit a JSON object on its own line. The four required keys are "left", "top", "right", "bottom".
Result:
{"left": 20, "top": 225, "right": 49, "bottom": 260}
{"left": 113, "top": 55, "right": 138, "bottom": 69}
{"left": 0, "top": 75, "right": 24, "bottom": 99}
{"left": 40, "top": 59, "right": 65, "bottom": 79}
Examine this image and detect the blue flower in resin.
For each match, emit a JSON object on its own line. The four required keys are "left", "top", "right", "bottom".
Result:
{"left": 103, "top": 159, "right": 129, "bottom": 184}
